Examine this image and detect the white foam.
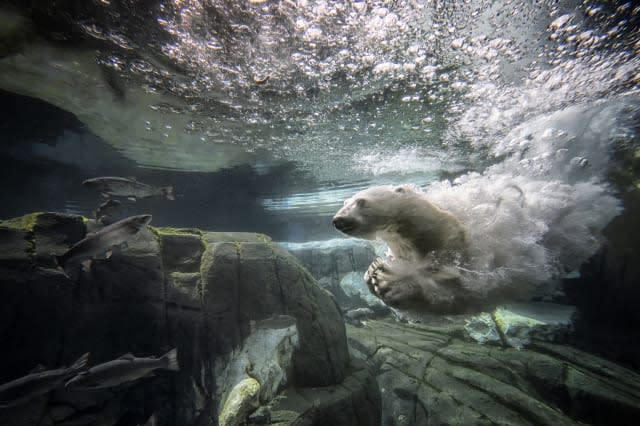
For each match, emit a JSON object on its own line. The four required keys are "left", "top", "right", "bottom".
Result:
{"left": 352, "top": 148, "right": 450, "bottom": 177}
{"left": 423, "top": 97, "right": 636, "bottom": 299}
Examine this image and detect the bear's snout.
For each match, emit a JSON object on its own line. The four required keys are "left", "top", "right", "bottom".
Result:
{"left": 332, "top": 216, "right": 357, "bottom": 234}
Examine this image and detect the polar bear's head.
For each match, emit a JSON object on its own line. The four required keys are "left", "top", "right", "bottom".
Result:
{"left": 332, "top": 185, "right": 416, "bottom": 239}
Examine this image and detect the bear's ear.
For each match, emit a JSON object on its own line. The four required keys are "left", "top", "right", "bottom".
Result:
{"left": 394, "top": 186, "right": 405, "bottom": 193}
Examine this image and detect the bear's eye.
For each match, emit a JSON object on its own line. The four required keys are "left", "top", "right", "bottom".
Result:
{"left": 394, "top": 186, "right": 405, "bottom": 193}
{"left": 356, "top": 198, "right": 366, "bottom": 208}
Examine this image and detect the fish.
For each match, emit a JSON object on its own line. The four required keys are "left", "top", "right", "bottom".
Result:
{"left": 0, "top": 353, "right": 89, "bottom": 408}
{"left": 83, "top": 176, "right": 174, "bottom": 201}
{"left": 64, "top": 348, "right": 179, "bottom": 390}
{"left": 93, "top": 199, "right": 123, "bottom": 225}
{"left": 56, "top": 214, "right": 152, "bottom": 271}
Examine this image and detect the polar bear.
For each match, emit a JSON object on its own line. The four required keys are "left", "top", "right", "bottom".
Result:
{"left": 332, "top": 184, "right": 485, "bottom": 314}
{"left": 332, "top": 176, "right": 622, "bottom": 314}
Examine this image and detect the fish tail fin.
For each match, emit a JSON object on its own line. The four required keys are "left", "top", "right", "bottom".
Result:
{"left": 71, "top": 352, "right": 90, "bottom": 371}
{"left": 164, "top": 186, "right": 175, "bottom": 200}
{"left": 162, "top": 348, "right": 179, "bottom": 371}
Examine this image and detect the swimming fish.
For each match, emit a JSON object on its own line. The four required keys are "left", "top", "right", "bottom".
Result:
{"left": 56, "top": 214, "right": 152, "bottom": 271}
{"left": 0, "top": 353, "right": 89, "bottom": 408}
{"left": 83, "top": 176, "right": 174, "bottom": 201}
{"left": 64, "top": 348, "right": 179, "bottom": 390}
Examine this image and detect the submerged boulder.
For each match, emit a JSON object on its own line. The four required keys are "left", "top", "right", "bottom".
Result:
{"left": 348, "top": 318, "right": 640, "bottom": 426}
{"left": 464, "top": 302, "right": 577, "bottom": 348}
{"left": 218, "top": 377, "right": 261, "bottom": 426}
{"left": 217, "top": 315, "right": 299, "bottom": 425}
{"left": 285, "top": 236, "right": 640, "bottom": 424}
{"left": 281, "top": 238, "right": 380, "bottom": 281}
{"left": 256, "top": 358, "right": 381, "bottom": 425}
{"left": 283, "top": 238, "right": 392, "bottom": 320}
{"left": 0, "top": 212, "right": 372, "bottom": 426}
{"left": 200, "top": 234, "right": 349, "bottom": 387}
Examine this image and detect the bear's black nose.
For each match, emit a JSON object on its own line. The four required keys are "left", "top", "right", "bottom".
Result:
{"left": 332, "top": 217, "right": 354, "bottom": 233}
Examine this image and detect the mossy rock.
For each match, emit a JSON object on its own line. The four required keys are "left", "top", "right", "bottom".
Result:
{"left": 0, "top": 211, "right": 86, "bottom": 269}
{"left": 199, "top": 239, "right": 349, "bottom": 387}
{"left": 0, "top": 226, "right": 32, "bottom": 263}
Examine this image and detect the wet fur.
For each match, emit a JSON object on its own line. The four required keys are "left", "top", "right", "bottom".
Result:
{"left": 333, "top": 184, "right": 479, "bottom": 313}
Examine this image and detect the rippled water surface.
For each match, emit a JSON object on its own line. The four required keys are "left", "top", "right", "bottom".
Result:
{"left": 0, "top": 0, "right": 638, "bottom": 234}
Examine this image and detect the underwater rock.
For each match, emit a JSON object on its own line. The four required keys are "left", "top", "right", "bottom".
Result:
{"left": 200, "top": 235, "right": 350, "bottom": 387}
{"left": 281, "top": 238, "right": 379, "bottom": 279}
{"left": 282, "top": 238, "right": 387, "bottom": 314}
{"left": 31, "top": 212, "right": 86, "bottom": 266}
{"left": 0, "top": 212, "right": 368, "bottom": 426}
{"left": 493, "top": 302, "right": 577, "bottom": 349}
{"left": 0, "top": 212, "right": 85, "bottom": 274}
{"left": 340, "top": 271, "right": 394, "bottom": 323}
{"left": 216, "top": 315, "right": 299, "bottom": 418}
{"left": 464, "top": 312, "right": 502, "bottom": 345}
{"left": 465, "top": 302, "right": 577, "bottom": 348}
{"left": 158, "top": 230, "right": 204, "bottom": 273}
{"left": 218, "top": 377, "right": 260, "bottom": 426}
{"left": 0, "top": 226, "right": 32, "bottom": 272}
{"left": 257, "top": 358, "right": 381, "bottom": 425}
{"left": 345, "top": 307, "right": 384, "bottom": 326}
{"left": 565, "top": 186, "right": 640, "bottom": 369}
{"left": 348, "top": 318, "right": 640, "bottom": 426}
{"left": 340, "top": 271, "right": 389, "bottom": 309}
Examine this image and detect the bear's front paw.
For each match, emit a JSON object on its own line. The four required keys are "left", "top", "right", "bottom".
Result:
{"left": 364, "top": 257, "right": 389, "bottom": 296}
{"left": 376, "top": 273, "right": 422, "bottom": 308}
{"left": 364, "top": 259, "right": 418, "bottom": 307}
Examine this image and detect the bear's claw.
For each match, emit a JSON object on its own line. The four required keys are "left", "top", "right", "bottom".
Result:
{"left": 365, "top": 257, "right": 391, "bottom": 296}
